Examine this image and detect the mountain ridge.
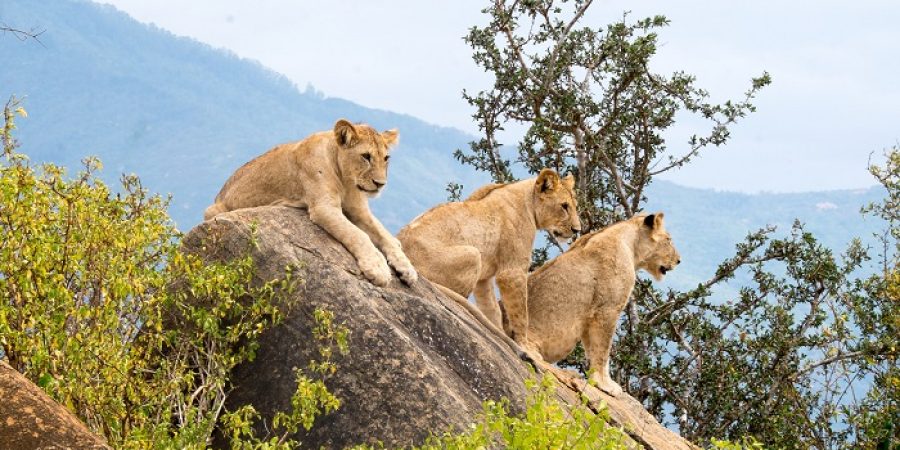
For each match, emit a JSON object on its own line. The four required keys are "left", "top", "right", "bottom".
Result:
{"left": 0, "top": 0, "right": 885, "bottom": 291}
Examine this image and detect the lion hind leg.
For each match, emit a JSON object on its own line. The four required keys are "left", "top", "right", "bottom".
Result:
{"left": 203, "top": 202, "right": 228, "bottom": 221}
{"left": 496, "top": 269, "right": 530, "bottom": 346}
{"left": 432, "top": 283, "right": 542, "bottom": 368}
{"left": 473, "top": 279, "right": 502, "bottom": 329}
{"left": 416, "top": 245, "right": 481, "bottom": 298}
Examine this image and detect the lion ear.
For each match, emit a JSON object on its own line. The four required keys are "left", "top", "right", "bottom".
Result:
{"left": 334, "top": 119, "right": 359, "bottom": 148}
{"left": 382, "top": 129, "right": 399, "bottom": 147}
{"left": 535, "top": 169, "right": 561, "bottom": 193}
{"left": 643, "top": 212, "right": 665, "bottom": 230}
{"left": 562, "top": 173, "right": 575, "bottom": 189}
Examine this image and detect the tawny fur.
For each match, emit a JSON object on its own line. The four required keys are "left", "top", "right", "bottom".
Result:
{"left": 431, "top": 284, "right": 538, "bottom": 365}
{"left": 204, "top": 119, "right": 417, "bottom": 287}
{"left": 525, "top": 213, "right": 680, "bottom": 396}
{"left": 398, "top": 170, "right": 581, "bottom": 355}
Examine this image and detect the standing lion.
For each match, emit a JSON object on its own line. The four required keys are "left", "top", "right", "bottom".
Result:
{"left": 525, "top": 213, "right": 680, "bottom": 396}
{"left": 204, "top": 119, "right": 417, "bottom": 287}
{"left": 398, "top": 170, "right": 581, "bottom": 354}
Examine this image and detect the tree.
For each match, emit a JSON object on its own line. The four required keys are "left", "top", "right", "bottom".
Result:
{"left": 847, "top": 147, "right": 900, "bottom": 450}
{"left": 459, "top": 1, "right": 896, "bottom": 448}
{"left": 458, "top": 0, "right": 769, "bottom": 231}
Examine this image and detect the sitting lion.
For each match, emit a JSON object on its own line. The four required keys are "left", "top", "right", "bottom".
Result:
{"left": 525, "top": 213, "right": 680, "bottom": 396}
{"left": 204, "top": 119, "right": 417, "bottom": 287}
{"left": 398, "top": 169, "right": 581, "bottom": 354}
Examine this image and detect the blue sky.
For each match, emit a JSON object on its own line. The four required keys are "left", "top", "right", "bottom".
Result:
{"left": 94, "top": 0, "right": 900, "bottom": 193}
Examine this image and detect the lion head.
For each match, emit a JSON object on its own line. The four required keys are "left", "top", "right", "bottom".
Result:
{"left": 333, "top": 119, "right": 398, "bottom": 198}
{"left": 533, "top": 169, "right": 582, "bottom": 245}
{"left": 636, "top": 212, "right": 681, "bottom": 280}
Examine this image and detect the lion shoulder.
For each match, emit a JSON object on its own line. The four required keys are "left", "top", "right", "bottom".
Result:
{"left": 465, "top": 183, "right": 506, "bottom": 201}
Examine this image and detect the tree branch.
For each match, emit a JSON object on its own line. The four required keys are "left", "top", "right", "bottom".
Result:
{"left": 1, "top": 24, "right": 45, "bottom": 44}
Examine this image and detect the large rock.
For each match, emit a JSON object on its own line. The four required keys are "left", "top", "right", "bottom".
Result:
{"left": 0, "top": 362, "right": 110, "bottom": 450}
{"left": 185, "top": 206, "right": 697, "bottom": 449}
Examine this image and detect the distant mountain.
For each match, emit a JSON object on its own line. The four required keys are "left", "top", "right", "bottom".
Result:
{"left": 0, "top": 0, "right": 885, "bottom": 291}
{"left": 0, "top": 0, "right": 490, "bottom": 232}
{"left": 645, "top": 181, "right": 884, "bottom": 290}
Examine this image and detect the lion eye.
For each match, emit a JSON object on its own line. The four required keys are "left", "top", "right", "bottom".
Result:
{"left": 384, "top": 155, "right": 390, "bottom": 162}
{"left": 562, "top": 202, "right": 569, "bottom": 211}
{"left": 362, "top": 153, "right": 372, "bottom": 162}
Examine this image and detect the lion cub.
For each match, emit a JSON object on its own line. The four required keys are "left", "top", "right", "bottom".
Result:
{"left": 204, "top": 119, "right": 417, "bottom": 287}
{"left": 398, "top": 170, "right": 581, "bottom": 353}
{"left": 526, "top": 213, "right": 680, "bottom": 396}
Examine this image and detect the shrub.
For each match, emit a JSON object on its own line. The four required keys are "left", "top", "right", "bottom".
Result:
{"left": 0, "top": 97, "right": 347, "bottom": 449}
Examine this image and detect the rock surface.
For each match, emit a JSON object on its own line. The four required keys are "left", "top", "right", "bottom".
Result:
{"left": 0, "top": 362, "right": 110, "bottom": 450}
{"left": 186, "top": 206, "right": 697, "bottom": 449}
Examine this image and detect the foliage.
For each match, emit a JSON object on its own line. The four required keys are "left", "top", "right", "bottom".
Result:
{"left": 0, "top": 97, "right": 348, "bottom": 449}
{"left": 611, "top": 223, "right": 885, "bottom": 448}
{"left": 220, "top": 309, "right": 349, "bottom": 449}
{"left": 460, "top": 1, "right": 897, "bottom": 448}
{"left": 354, "top": 374, "right": 632, "bottom": 450}
{"left": 459, "top": 0, "right": 769, "bottom": 229}
{"left": 709, "top": 436, "right": 765, "bottom": 450}
{"left": 846, "top": 147, "right": 900, "bottom": 450}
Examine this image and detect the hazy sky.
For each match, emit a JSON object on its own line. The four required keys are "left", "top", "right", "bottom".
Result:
{"left": 95, "top": 0, "right": 899, "bottom": 193}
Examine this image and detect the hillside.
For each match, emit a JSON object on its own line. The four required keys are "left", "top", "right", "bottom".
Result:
{"left": 0, "top": 0, "right": 885, "bottom": 291}
{"left": 0, "top": 0, "right": 490, "bottom": 233}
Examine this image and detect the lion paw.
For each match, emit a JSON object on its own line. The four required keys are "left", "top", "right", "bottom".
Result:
{"left": 520, "top": 347, "right": 545, "bottom": 365}
{"left": 590, "top": 373, "right": 623, "bottom": 397}
{"left": 522, "top": 340, "right": 544, "bottom": 361}
{"left": 386, "top": 249, "right": 418, "bottom": 285}
{"left": 359, "top": 253, "right": 392, "bottom": 287}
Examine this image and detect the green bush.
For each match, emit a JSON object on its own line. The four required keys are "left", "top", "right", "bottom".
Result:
{"left": 0, "top": 97, "right": 347, "bottom": 449}
{"left": 354, "top": 374, "right": 632, "bottom": 450}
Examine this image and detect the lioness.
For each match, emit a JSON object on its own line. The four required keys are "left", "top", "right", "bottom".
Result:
{"left": 526, "top": 213, "right": 679, "bottom": 396}
{"left": 398, "top": 170, "right": 581, "bottom": 353}
{"left": 204, "top": 119, "right": 417, "bottom": 287}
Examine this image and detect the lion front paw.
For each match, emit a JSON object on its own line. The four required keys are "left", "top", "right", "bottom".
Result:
{"left": 590, "top": 373, "right": 623, "bottom": 397}
{"left": 520, "top": 346, "right": 545, "bottom": 365}
{"left": 386, "top": 249, "right": 418, "bottom": 285}
{"left": 358, "top": 253, "right": 392, "bottom": 287}
{"left": 517, "top": 338, "right": 545, "bottom": 364}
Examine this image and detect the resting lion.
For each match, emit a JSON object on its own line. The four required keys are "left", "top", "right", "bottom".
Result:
{"left": 204, "top": 119, "right": 417, "bottom": 287}
{"left": 398, "top": 169, "right": 581, "bottom": 354}
{"left": 525, "top": 213, "right": 680, "bottom": 396}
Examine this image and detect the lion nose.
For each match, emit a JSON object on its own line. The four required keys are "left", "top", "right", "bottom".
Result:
{"left": 373, "top": 180, "right": 386, "bottom": 188}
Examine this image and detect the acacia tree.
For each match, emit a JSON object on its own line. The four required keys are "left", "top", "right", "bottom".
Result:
{"left": 459, "top": 1, "right": 897, "bottom": 448}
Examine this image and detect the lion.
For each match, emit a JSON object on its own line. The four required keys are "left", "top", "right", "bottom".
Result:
{"left": 203, "top": 119, "right": 417, "bottom": 287}
{"left": 397, "top": 169, "right": 581, "bottom": 355}
{"left": 523, "top": 212, "right": 680, "bottom": 396}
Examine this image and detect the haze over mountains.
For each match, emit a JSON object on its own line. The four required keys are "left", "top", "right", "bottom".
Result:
{"left": 0, "top": 0, "right": 885, "bottom": 290}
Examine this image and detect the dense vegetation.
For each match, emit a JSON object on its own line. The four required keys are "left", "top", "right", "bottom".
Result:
{"left": 457, "top": 0, "right": 898, "bottom": 448}
{"left": 0, "top": 97, "right": 349, "bottom": 449}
